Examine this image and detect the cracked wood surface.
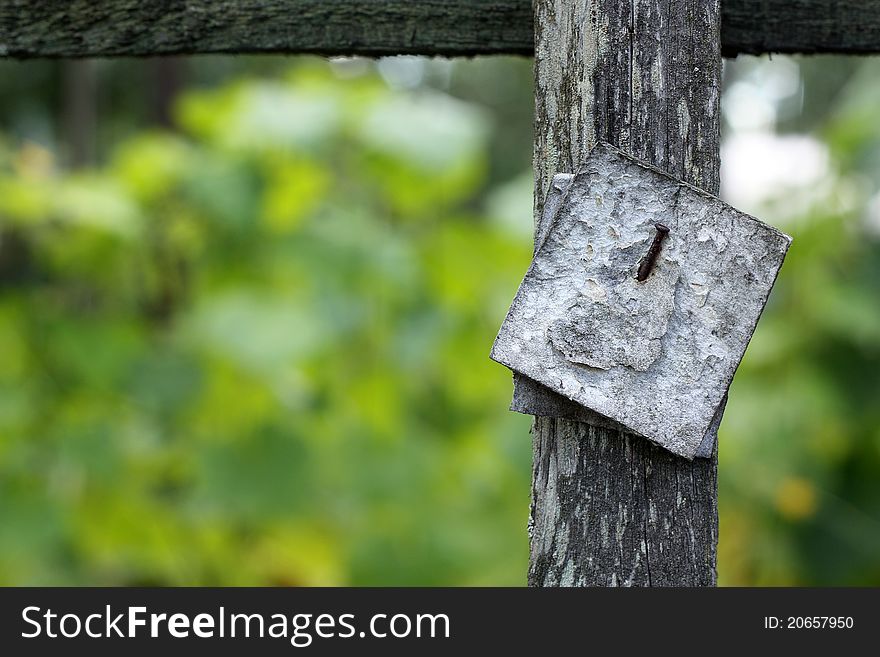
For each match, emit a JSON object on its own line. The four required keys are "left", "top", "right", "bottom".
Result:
{"left": 528, "top": 0, "right": 722, "bottom": 586}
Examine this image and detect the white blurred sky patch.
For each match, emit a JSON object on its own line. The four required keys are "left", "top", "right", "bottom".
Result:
{"left": 376, "top": 56, "right": 454, "bottom": 90}
{"left": 866, "top": 190, "right": 880, "bottom": 237}
{"left": 722, "top": 133, "right": 830, "bottom": 220}
{"left": 721, "top": 57, "right": 832, "bottom": 225}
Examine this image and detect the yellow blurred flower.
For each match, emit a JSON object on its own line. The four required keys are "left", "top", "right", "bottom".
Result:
{"left": 775, "top": 477, "right": 818, "bottom": 520}
{"left": 14, "top": 142, "right": 55, "bottom": 179}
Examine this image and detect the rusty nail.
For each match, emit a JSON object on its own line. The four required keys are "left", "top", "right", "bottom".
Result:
{"left": 636, "top": 223, "right": 670, "bottom": 282}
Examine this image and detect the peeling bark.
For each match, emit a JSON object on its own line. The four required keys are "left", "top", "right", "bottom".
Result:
{"left": 529, "top": 0, "right": 721, "bottom": 586}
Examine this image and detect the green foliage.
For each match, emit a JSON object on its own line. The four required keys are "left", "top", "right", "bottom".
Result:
{"left": 0, "top": 56, "right": 878, "bottom": 586}
{"left": 0, "top": 63, "right": 533, "bottom": 585}
{"left": 718, "top": 58, "right": 880, "bottom": 586}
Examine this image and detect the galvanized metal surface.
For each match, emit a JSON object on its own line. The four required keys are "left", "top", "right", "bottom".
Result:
{"left": 492, "top": 143, "right": 791, "bottom": 459}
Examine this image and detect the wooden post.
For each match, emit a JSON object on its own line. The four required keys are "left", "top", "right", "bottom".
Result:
{"left": 529, "top": 0, "right": 722, "bottom": 586}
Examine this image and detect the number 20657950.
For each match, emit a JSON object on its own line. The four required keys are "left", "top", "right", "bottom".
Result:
{"left": 764, "top": 616, "right": 854, "bottom": 629}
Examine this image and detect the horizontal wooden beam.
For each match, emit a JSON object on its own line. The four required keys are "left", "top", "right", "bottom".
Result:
{"left": 1, "top": 1, "right": 879, "bottom": 59}
{"left": 722, "top": 0, "right": 880, "bottom": 56}
{"left": 0, "top": 1, "right": 533, "bottom": 58}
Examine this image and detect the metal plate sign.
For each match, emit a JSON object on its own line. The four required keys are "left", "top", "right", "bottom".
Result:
{"left": 491, "top": 143, "right": 791, "bottom": 459}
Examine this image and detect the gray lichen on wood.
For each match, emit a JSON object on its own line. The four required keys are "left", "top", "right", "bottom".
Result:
{"left": 528, "top": 0, "right": 724, "bottom": 586}
{"left": 530, "top": 418, "right": 718, "bottom": 586}
{"left": 493, "top": 144, "right": 791, "bottom": 460}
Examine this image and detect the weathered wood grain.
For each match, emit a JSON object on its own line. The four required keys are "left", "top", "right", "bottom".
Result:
{"left": 528, "top": 0, "right": 721, "bottom": 586}
{"left": 1, "top": 1, "right": 879, "bottom": 59}
{"left": 722, "top": 0, "right": 880, "bottom": 56}
{"left": 0, "top": 0, "right": 533, "bottom": 58}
